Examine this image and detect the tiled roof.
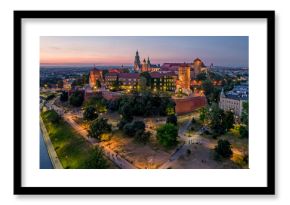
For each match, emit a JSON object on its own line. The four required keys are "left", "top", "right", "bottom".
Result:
{"left": 105, "top": 73, "right": 118, "bottom": 77}
{"left": 119, "top": 73, "right": 140, "bottom": 79}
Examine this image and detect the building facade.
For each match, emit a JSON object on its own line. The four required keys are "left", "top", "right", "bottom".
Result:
{"left": 219, "top": 86, "right": 248, "bottom": 117}
{"left": 89, "top": 67, "right": 103, "bottom": 88}
{"left": 175, "top": 64, "right": 192, "bottom": 95}
{"left": 63, "top": 79, "right": 74, "bottom": 91}
{"left": 118, "top": 73, "right": 140, "bottom": 90}
{"left": 150, "top": 72, "right": 177, "bottom": 92}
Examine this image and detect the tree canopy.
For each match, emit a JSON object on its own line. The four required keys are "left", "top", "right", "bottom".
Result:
{"left": 215, "top": 139, "right": 233, "bottom": 158}
{"left": 69, "top": 90, "right": 84, "bottom": 107}
{"left": 83, "top": 105, "right": 98, "bottom": 121}
{"left": 116, "top": 92, "right": 175, "bottom": 117}
{"left": 156, "top": 123, "right": 178, "bottom": 148}
{"left": 123, "top": 121, "right": 145, "bottom": 137}
{"left": 88, "top": 118, "right": 112, "bottom": 140}
{"left": 166, "top": 114, "right": 178, "bottom": 126}
{"left": 60, "top": 91, "right": 68, "bottom": 102}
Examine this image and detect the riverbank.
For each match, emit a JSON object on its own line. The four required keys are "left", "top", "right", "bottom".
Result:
{"left": 40, "top": 116, "right": 63, "bottom": 169}
{"left": 40, "top": 131, "right": 53, "bottom": 169}
{"left": 41, "top": 110, "right": 116, "bottom": 169}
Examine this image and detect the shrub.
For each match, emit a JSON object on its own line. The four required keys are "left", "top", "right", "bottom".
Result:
{"left": 166, "top": 115, "right": 177, "bottom": 126}
{"left": 88, "top": 118, "right": 112, "bottom": 140}
{"left": 83, "top": 106, "right": 98, "bottom": 121}
{"left": 69, "top": 90, "right": 84, "bottom": 107}
{"left": 156, "top": 123, "right": 178, "bottom": 148}
{"left": 215, "top": 139, "right": 233, "bottom": 158}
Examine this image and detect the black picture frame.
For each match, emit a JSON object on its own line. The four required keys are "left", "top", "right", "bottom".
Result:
{"left": 14, "top": 10, "right": 275, "bottom": 195}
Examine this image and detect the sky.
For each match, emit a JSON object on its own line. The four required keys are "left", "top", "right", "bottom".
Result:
{"left": 40, "top": 36, "right": 248, "bottom": 67}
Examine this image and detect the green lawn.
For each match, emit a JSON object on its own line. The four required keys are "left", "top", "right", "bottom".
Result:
{"left": 41, "top": 110, "right": 110, "bottom": 169}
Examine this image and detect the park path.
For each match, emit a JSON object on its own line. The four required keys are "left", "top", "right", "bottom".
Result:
{"left": 46, "top": 99, "right": 137, "bottom": 169}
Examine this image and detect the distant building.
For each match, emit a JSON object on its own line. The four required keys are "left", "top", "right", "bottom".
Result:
{"left": 89, "top": 67, "right": 103, "bottom": 89}
{"left": 134, "top": 50, "right": 160, "bottom": 73}
{"left": 104, "top": 73, "right": 118, "bottom": 88}
{"left": 192, "top": 58, "right": 204, "bottom": 76}
{"left": 134, "top": 50, "right": 142, "bottom": 72}
{"left": 175, "top": 63, "right": 192, "bottom": 95}
{"left": 219, "top": 85, "right": 248, "bottom": 117}
{"left": 160, "top": 63, "right": 181, "bottom": 73}
{"left": 160, "top": 58, "right": 207, "bottom": 79}
{"left": 63, "top": 79, "right": 74, "bottom": 90}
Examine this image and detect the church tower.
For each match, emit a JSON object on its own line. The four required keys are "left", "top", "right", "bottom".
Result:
{"left": 134, "top": 50, "right": 141, "bottom": 72}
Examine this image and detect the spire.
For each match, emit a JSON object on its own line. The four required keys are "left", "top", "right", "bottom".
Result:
{"left": 220, "top": 88, "right": 225, "bottom": 98}
{"left": 147, "top": 57, "right": 150, "bottom": 63}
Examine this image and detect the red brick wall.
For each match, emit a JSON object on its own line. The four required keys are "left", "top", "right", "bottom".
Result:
{"left": 173, "top": 96, "right": 207, "bottom": 115}
{"left": 102, "top": 92, "right": 121, "bottom": 101}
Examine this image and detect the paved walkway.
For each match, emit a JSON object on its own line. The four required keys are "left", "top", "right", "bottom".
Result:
{"left": 40, "top": 117, "right": 63, "bottom": 169}
{"left": 47, "top": 100, "right": 137, "bottom": 169}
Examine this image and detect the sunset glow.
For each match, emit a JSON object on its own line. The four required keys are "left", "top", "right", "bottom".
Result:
{"left": 40, "top": 36, "right": 248, "bottom": 67}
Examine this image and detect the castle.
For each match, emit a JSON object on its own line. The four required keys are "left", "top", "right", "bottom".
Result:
{"left": 89, "top": 66, "right": 103, "bottom": 89}
{"left": 175, "top": 63, "right": 192, "bottom": 96}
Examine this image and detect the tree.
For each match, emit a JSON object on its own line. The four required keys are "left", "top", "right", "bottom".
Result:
{"left": 199, "top": 107, "right": 208, "bottom": 124}
{"left": 44, "top": 110, "right": 60, "bottom": 124}
{"left": 140, "top": 71, "right": 151, "bottom": 86}
{"left": 166, "top": 114, "right": 177, "bottom": 126}
{"left": 69, "top": 90, "right": 84, "bottom": 107}
{"left": 223, "top": 111, "right": 235, "bottom": 130}
{"left": 132, "top": 121, "right": 145, "bottom": 132}
{"left": 156, "top": 123, "right": 178, "bottom": 148}
{"left": 241, "top": 101, "right": 249, "bottom": 125}
{"left": 208, "top": 103, "right": 226, "bottom": 135}
{"left": 139, "top": 76, "right": 147, "bottom": 92}
{"left": 46, "top": 93, "right": 55, "bottom": 101}
{"left": 82, "top": 74, "right": 88, "bottom": 85}
{"left": 83, "top": 106, "right": 98, "bottom": 121}
{"left": 123, "top": 121, "right": 145, "bottom": 137}
{"left": 107, "top": 100, "right": 120, "bottom": 111}
{"left": 215, "top": 139, "right": 233, "bottom": 158}
{"left": 81, "top": 147, "right": 108, "bottom": 169}
{"left": 135, "top": 130, "right": 151, "bottom": 144}
{"left": 239, "top": 125, "right": 248, "bottom": 138}
{"left": 60, "top": 91, "right": 68, "bottom": 102}
{"left": 118, "top": 117, "right": 132, "bottom": 130}
{"left": 111, "top": 76, "right": 120, "bottom": 91}
{"left": 196, "top": 72, "right": 207, "bottom": 81}
{"left": 57, "top": 80, "right": 63, "bottom": 89}
{"left": 96, "top": 100, "right": 107, "bottom": 113}
{"left": 88, "top": 118, "right": 112, "bottom": 140}
{"left": 119, "top": 104, "right": 133, "bottom": 121}
{"left": 123, "top": 123, "right": 135, "bottom": 137}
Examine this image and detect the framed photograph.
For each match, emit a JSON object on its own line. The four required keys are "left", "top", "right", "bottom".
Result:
{"left": 14, "top": 10, "right": 275, "bottom": 195}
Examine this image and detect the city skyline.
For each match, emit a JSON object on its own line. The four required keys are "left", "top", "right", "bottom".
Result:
{"left": 40, "top": 36, "right": 249, "bottom": 67}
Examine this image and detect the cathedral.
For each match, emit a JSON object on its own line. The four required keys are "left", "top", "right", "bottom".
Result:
{"left": 134, "top": 50, "right": 159, "bottom": 72}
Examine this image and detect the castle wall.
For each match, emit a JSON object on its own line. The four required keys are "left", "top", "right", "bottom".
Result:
{"left": 102, "top": 91, "right": 122, "bottom": 101}
{"left": 173, "top": 95, "right": 207, "bottom": 115}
